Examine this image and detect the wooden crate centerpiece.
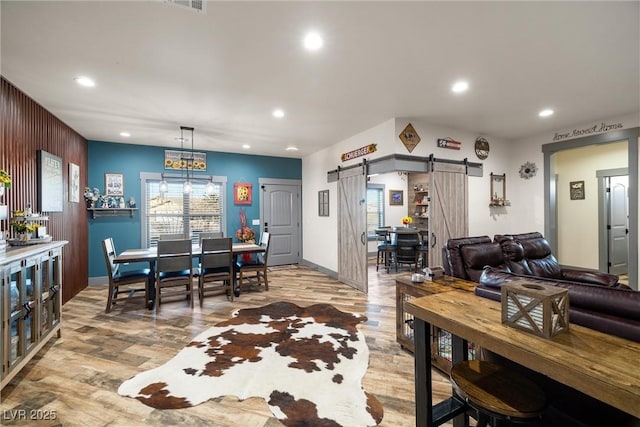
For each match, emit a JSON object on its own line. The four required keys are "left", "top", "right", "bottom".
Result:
{"left": 501, "top": 281, "right": 569, "bottom": 339}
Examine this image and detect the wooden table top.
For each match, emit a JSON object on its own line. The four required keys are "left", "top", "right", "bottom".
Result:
{"left": 395, "top": 275, "right": 476, "bottom": 294}
{"left": 114, "top": 243, "right": 264, "bottom": 264}
{"left": 406, "top": 290, "right": 640, "bottom": 418}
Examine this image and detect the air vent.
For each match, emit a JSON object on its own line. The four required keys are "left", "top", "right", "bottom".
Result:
{"left": 165, "top": 0, "right": 205, "bottom": 13}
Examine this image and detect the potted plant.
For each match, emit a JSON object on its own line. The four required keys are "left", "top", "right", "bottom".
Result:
{"left": 12, "top": 220, "right": 39, "bottom": 241}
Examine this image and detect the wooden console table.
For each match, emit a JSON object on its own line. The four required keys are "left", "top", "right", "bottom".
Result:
{"left": 396, "top": 276, "right": 476, "bottom": 373}
{"left": 1, "top": 241, "right": 67, "bottom": 389}
{"left": 406, "top": 290, "right": 640, "bottom": 427}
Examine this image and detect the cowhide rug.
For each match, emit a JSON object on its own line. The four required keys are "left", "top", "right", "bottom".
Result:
{"left": 118, "top": 301, "right": 384, "bottom": 427}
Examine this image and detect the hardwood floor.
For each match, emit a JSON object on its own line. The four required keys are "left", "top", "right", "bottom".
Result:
{"left": 1, "top": 263, "right": 455, "bottom": 426}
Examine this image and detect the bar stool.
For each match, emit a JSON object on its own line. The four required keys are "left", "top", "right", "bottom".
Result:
{"left": 450, "top": 360, "right": 547, "bottom": 427}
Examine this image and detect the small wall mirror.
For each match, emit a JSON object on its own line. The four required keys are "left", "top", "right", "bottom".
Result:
{"left": 490, "top": 173, "right": 508, "bottom": 206}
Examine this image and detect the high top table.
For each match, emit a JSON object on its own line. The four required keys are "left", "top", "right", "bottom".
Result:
{"left": 406, "top": 290, "right": 640, "bottom": 427}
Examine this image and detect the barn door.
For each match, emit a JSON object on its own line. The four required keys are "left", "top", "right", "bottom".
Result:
{"left": 338, "top": 166, "right": 368, "bottom": 292}
{"left": 428, "top": 162, "right": 468, "bottom": 267}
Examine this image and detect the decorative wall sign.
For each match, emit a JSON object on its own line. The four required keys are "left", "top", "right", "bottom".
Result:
{"left": 69, "top": 162, "right": 80, "bottom": 203}
{"left": 552, "top": 121, "right": 623, "bottom": 142}
{"left": 318, "top": 190, "right": 329, "bottom": 216}
{"left": 105, "top": 173, "right": 124, "bottom": 196}
{"left": 234, "top": 182, "right": 252, "bottom": 205}
{"left": 399, "top": 123, "right": 421, "bottom": 153}
{"left": 437, "top": 137, "right": 462, "bottom": 150}
{"left": 519, "top": 162, "right": 537, "bottom": 179}
{"left": 164, "top": 150, "right": 207, "bottom": 170}
{"left": 340, "top": 144, "right": 377, "bottom": 162}
{"left": 389, "top": 189, "right": 403, "bottom": 206}
{"left": 570, "top": 181, "right": 585, "bottom": 200}
{"left": 474, "top": 137, "right": 490, "bottom": 159}
{"left": 37, "top": 150, "right": 63, "bottom": 212}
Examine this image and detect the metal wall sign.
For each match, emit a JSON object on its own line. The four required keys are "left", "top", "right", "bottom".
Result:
{"left": 341, "top": 144, "right": 377, "bottom": 162}
{"left": 399, "top": 123, "right": 421, "bottom": 153}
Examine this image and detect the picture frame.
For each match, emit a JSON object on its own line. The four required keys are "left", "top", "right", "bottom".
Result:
{"left": 105, "top": 172, "right": 124, "bottom": 196}
{"left": 570, "top": 180, "right": 585, "bottom": 200}
{"left": 389, "top": 189, "right": 404, "bottom": 206}
{"left": 318, "top": 190, "right": 329, "bottom": 216}
{"left": 69, "top": 162, "right": 80, "bottom": 203}
{"left": 37, "top": 150, "right": 64, "bottom": 212}
{"left": 234, "top": 182, "right": 252, "bottom": 205}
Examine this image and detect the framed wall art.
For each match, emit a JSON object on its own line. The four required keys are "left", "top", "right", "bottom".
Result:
{"left": 389, "top": 189, "right": 404, "bottom": 206}
{"left": 318, "top": 190, "right": 329, "bottom": 216}
{"left": 234, "top": 182, "right": 252, "bottom": 205}
{"left": 570, "top": 181, "right": 585, "bottom": 200}
{"left": 69, "top": 162, "right": 80, "bottom": 203}
{"left": 37, "top": 150, "right": 64, "bottom": 212}
{"left": 105, "top": 173, "right": 124, "bottom": 196}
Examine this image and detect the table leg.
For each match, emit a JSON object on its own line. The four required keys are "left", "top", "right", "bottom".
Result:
{"left": 451, "top": 335, "right": 469, "bottom": 427}
{"left": 147, "top": 261, "right": 156, "bottom": 309}
{"left": 414, "top": 318, "right": 432, "bottom": 427}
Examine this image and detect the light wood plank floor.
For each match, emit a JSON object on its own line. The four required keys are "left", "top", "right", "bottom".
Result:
{"left": 1, "top": 263, "right": 455, "bottom": 427}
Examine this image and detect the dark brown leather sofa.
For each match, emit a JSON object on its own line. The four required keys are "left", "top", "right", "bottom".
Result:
{"left": 443, "top": 232, "right": 640, "bottom": 426}
{"left": 442, "top": 232, "right": 639, "bottom": 342}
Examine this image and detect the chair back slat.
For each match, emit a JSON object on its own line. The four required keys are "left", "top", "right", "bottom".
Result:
{"left": 101, "top": 237, "right": 119, "bottom": 279}
{"left": 157, "top": 239, "right": 192, "bottom": 272}
{"left": 201, "top": 238, "right": 232, "bottom": 269}
{"left": 159, "top": 233, "right": 187, "bottom": 241}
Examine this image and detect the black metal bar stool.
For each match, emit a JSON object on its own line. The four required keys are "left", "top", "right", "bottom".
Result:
{"left": 450, "top": 360, "right": 547, "bottom": 427}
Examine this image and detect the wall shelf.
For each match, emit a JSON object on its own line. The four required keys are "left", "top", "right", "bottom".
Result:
{"left": 87, "top": 208, "right": 138, "bottom": 218}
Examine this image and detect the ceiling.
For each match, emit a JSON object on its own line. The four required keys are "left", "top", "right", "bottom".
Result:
{"left": 1, "top": 1, "right": 638, "bottom": 158}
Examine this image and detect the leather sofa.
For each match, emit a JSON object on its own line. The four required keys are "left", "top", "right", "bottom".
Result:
{"left": 442, "top": 232, "right": 639, "bottom": 342}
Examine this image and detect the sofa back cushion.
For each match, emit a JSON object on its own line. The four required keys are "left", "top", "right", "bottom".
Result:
{"left": 500, "top": 240, "right": 533, "bottom": 275}
{"left": 520, "top": 238, "right": 562, "bottom": 279}
{"left": 443, "top": 236, "right": 492, "bottom": 279}
{"left": 460, "top": 242, "right": 508, "bottom": 282}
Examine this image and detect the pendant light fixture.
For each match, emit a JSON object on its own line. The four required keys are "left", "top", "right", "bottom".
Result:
{"left": 159, "top": 173, "right": 169, "bottom": 193}
{"left": 205, "top": 179, "right": 215, "bottom": 195}
{"left": 181, "top": 126, "right": 195, "bottom": 194}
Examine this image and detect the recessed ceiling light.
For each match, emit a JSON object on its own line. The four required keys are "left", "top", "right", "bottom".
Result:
{"left": 242, "top": 144, "right": 251, "bottom": 149}
{"left": 303, "top": 32, "right": 323, "bottom": 51}
{"left": 273, "top": 109, "right": 285, "bottom": 118}
{"left": 285, "top": 146, "right": 299, "bottom": 151}
{"left": 451, "top": 80, "right": 469, "bottom": 94}
{"left": 74, "top": 76, "right": 95, "bottom": 87}
{"left": 120, "top": 131, "right": 131, "bottom": 137}
{"left": 539, "top": 108, "right": 554, "bottom": 118}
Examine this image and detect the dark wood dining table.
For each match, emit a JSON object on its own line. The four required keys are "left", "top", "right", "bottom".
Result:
{"left": 114, "top": 242, "right": 265, "bottom": 306}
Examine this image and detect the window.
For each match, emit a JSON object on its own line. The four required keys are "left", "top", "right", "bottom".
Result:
{"left": 366, "top": 184, "right": 384, "bottom": 239}
{"left": 141, "top": 173, "right": 226, "bottom": 247}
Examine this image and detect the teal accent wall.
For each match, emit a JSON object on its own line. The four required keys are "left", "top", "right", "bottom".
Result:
{"left": 87, "top": 140, "right": 301, "bottom": 278}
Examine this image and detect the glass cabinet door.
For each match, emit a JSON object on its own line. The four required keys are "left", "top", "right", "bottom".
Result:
{"left": 6, "top": 258, "right": 38, "bottom": 371}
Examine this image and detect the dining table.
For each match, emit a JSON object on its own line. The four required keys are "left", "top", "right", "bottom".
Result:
{"left": 114, "top": 242, "right": 265, "bottom": 306}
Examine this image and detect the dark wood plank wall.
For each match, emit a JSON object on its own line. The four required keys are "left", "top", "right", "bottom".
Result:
{"left": 1, "top": 76, "right": 88, "bottom": 303}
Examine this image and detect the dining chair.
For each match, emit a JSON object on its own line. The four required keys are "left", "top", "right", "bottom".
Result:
{"left": 375, "top": 227, "right": 395, "bottom": 272}
{"left": 159, "top": 233, "right": 187, "bottom": 241}
{"left": 101, "top": 238, "right": 151, "bottom": 312}
{"left": 235, "top": 231, "right": 270, "bottom": 294}
{"left": 156, "top": 239, "right": 194, "bottom": 308}
{"left": 198, "top": 237, "right": 233, "bottom": 305}
{"left": 198, "top": 231, "right": 223, "bottom": 246}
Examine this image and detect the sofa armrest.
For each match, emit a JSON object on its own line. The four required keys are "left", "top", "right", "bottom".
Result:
{"left": 561, "top": 267, "right": 619, "bottom": 287}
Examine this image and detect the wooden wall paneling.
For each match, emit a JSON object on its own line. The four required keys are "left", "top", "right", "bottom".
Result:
{"left": 1, "top": 77, "right": 88, "bottom": 303}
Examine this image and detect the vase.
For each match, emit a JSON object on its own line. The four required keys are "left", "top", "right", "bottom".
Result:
{"left": 0, "top": 185, "right": 4, "bottom": 198}
{"left": 18, "top": 232, "right": 30, "bottom": 242}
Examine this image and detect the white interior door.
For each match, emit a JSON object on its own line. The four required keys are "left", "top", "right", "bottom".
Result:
{"left": 338, "top": 166, "right": 368, "bottom": 292}
{"left": 261, "top": 183, "right": 301, "bottom": 265}
{"left": 608, "top": 175, "right": 629, "bottom": 275}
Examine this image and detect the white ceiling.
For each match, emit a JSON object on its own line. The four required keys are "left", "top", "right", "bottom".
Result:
{"left": 1, "top": 1, "right": 638, "bottom": 158}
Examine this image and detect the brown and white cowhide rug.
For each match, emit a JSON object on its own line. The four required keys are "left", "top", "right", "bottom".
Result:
{"left": 118, "top": 301, "right": 383, "bottom": 426}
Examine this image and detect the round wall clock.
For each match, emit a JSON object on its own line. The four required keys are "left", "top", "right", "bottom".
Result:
{"left": 474, "top": 137, "right": 490, "bottom": 160}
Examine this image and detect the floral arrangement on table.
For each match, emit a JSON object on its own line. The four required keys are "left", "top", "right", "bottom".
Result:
{"left": 0, "top": 169, "right": 11, "bottom": 189}
{"left": 401, "top": 216, "right": 413, "bottom": 226}
{"left": 235, "top": 208, "right": 256, "bottom": 243}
